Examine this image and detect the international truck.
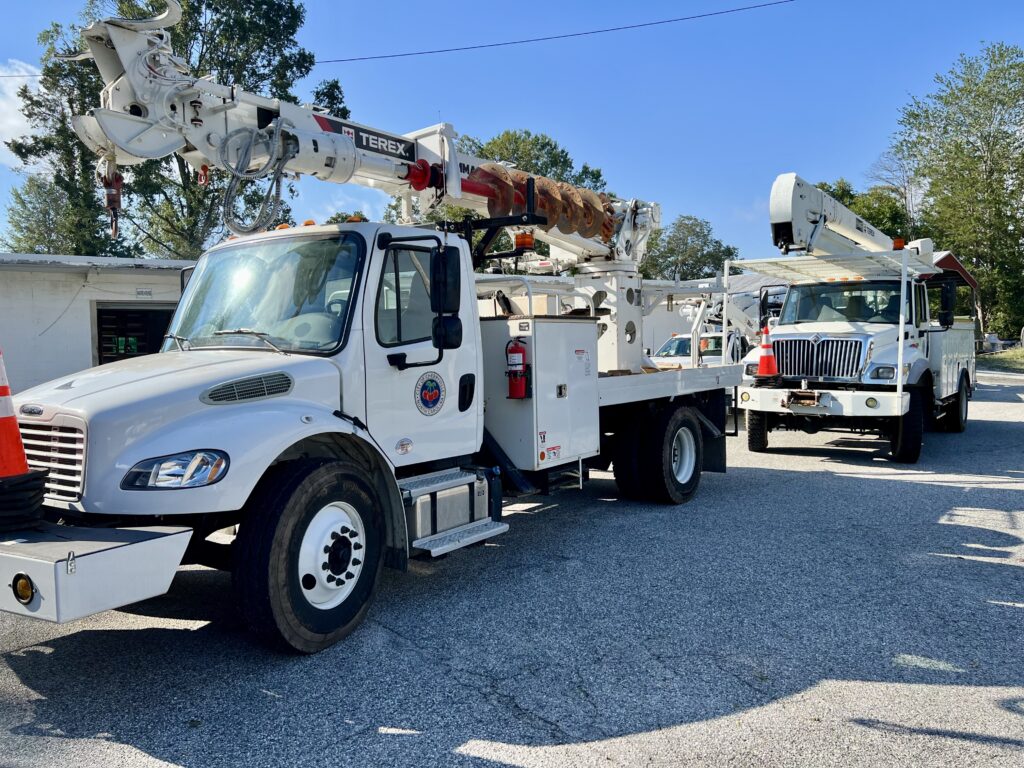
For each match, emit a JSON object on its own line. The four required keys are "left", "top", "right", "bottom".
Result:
{"left": 736, "top": 174, "right": 977, "bottom": 463}
{"left": 0, "top": 2, "right": 740, "bottom": 653}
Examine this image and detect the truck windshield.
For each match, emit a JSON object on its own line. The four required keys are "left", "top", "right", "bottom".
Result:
{"left": 779, "top": 281, "right": 905, "bottom": 324}
{"left": 164, "top": 232, "right": 365, "bottom": 354}
{"left": 655, "top": 337, "right": 691, "bottom": 357}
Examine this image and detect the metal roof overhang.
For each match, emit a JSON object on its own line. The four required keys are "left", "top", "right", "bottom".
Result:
{"left": 739, "top": 249, "right": 938, "bottom": 284}
{"left": 926, "top": 251, "right": 979, "bottom": 290}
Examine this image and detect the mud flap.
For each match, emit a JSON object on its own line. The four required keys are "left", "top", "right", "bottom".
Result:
{"left": 693, "top": 389, "right": 728, "bottom": 473}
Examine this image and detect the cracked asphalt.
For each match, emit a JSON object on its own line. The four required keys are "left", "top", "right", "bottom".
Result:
{"left": 1, "top": 372, "right": 1023, "bottom": 767}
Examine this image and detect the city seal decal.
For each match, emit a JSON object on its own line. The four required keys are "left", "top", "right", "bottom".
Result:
{"left": 415, "top": 372, "right": 446, "bottom": 416}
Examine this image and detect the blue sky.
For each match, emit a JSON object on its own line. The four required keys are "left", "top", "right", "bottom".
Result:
{"left": 1, "top": 0, "right": 1022, "bottom": 259}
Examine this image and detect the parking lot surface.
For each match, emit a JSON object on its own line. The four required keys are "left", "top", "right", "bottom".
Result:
{"left": 1, "top": 373, "right": 1022, "bottom": 767}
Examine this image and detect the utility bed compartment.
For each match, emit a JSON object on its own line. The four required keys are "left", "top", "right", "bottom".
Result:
{"left": 0, "top": 523, "right": 191, "bottom": 623}
{"left": 481, "top": 316, "right": 600, "bottom": 471}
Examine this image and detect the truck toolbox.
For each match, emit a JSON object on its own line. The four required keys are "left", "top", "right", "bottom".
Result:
{"left": 0, "top": 523, "right": 191, "bottom": 622}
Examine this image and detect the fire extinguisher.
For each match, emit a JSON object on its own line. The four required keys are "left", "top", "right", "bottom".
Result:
{"left": 506, "top": 338, "right": 528, "bottom": 399}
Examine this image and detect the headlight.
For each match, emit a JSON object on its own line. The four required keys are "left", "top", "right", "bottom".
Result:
{"left": 121, "top": 450, "right": 229, "bottom": 490}
{"left": 745, "top": 363, "right": 759, "bottom": 377}
{"left": 870, "top": 366, "right": 896, "bottom": 380}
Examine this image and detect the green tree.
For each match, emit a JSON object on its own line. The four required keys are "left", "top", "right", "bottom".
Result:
{"left": 641, "top": 215, "right": 739, "bottom": 281}
{"left": 5, "top": 18, "right": 137, "bottom": 257}
{"left": 2, "top": 175, "right": 84, "bottom": 254}
{"left": 895, "top": 42, "right": 1024, "bottom": 336}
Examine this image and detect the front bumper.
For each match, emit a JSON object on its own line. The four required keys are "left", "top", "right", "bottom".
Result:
{"left": 736, "top": 385, "right": 908, "bottom": 418}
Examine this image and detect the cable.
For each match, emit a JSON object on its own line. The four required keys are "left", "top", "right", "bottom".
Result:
{"left": 219, "top": 118, "right": 296, "bottom": 235}
{"left": 316, "top": 1, "right": 795, "bottom": 64}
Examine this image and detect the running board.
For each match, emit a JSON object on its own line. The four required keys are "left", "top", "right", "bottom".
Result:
{"left": 411, "top": 518, "right": 508, "bottom": 557}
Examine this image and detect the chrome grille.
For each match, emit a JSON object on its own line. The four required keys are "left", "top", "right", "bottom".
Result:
{"left": 204, "top": 372, "right": 293, "bottom": 403}
{"left": 18, "top": 423, "right": 86, "bottom": 502}
{"left": 773, "top": 338, "right": 864, "bottom": 379}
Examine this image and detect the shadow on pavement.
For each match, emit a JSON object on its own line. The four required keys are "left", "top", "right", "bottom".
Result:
{"left": 2, "top": 388, "right": 1023, "bottom": 766}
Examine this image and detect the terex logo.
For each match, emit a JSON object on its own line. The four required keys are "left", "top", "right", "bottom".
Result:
{"left": 312, "top": 115, "right": 415, "bottom": 161}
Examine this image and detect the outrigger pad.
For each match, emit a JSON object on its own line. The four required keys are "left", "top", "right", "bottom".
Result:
{"left": 0, "top": 470, "right": 48, "bottom": 533}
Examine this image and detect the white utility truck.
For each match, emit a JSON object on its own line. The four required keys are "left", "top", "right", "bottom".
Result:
{"left": 736, "top": 174, "right": 977, "bottom": 462}
{"left": 0, "top": 2, "right": 740, "bottom": 653}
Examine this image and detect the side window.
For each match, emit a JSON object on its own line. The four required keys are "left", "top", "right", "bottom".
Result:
{"left": 375, "top": 247, "right": 433, "bottom": 346}
{"left": 914, "top": 283, "right": 927, "bottom": 326}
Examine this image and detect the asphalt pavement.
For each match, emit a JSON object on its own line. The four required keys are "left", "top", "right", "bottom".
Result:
{"left": 1, "top": 373, "right": 1022, "bottom": 767}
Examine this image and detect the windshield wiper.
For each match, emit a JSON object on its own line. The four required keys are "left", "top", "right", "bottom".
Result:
{"left": 213, "top": 328, "right": 287, "bottom": 354}
{"left": 164, "top": 333, "right": 191, "bottom": 351}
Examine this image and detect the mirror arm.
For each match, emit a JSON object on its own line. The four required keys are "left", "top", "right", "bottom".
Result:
{"left": 387, "top": 349, "right": 443, "bottom": 372}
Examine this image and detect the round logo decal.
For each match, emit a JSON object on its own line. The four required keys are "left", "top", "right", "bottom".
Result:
{"left": 415, "top": 372, "right": 446, "bottom": 416}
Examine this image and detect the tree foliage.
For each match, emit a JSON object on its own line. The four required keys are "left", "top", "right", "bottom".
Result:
{"left": 6, "top": 1, "right": 349, "bottom": 259}
{"left": 5, "top": 16, "right": 137, "bottom": 257}
{"left": 642, "top": 215, "right": 739, "bottom": 281}
{"left": 895, "top": 42, "right": 1024, "bottom": 336}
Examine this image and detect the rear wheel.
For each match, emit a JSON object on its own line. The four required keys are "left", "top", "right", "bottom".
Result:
{"left": 640, "top": 405, "right": 703, "bottom": 505}
{"left": 746, "top": 410, "right": 768, "bottom": 453}
{"left": 233, "top": 459, "right": 385, "bottom": 653}
{"left": 890, "top": 388, "right": 924, "bottom": 463}
{"left": 939, "top": 374, "right": 969, "bottom": 433}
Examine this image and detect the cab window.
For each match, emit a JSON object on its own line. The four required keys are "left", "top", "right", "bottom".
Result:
{"left": 375, "top": 247, "right": 433, "bottom": 346}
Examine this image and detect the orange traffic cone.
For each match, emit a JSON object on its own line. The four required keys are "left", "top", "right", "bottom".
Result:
{"left": 756, "top": 326, "right": 779, "bottom": 377}
{"left": 0, "top": 349, "right": 30, "bottom": 478}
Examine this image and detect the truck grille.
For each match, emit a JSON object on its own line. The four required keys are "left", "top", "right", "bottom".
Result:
{"left": 773, "top": 338, "right": 864, "bottom": 379}
{"left": 18, "top": 423, "right": 86, "bottom": 502}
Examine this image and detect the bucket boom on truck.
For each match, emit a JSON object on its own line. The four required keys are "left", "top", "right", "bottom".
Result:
{"left": 68, "top": 0, "right": 658, "bottom": 266}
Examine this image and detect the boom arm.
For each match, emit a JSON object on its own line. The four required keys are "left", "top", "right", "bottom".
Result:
{"left": 67, "top": 0, "right": 658, "bottom": 264}
{"left": 769, "top": 172, "right": 894, "bottom": 255}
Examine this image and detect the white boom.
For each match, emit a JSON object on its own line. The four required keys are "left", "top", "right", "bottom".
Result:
{"left": 769, "top": 172, "right": 895, "bottom": 255}
{"left": 67, "top": 0, "right": 658, "bottom": 265}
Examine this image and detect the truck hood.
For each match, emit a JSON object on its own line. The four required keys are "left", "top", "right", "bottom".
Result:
{"left": 771, "top": 322, "right": 898, "bottom": 339}
{"left": 14, "top": 350, "right": 339, "bottom": 417}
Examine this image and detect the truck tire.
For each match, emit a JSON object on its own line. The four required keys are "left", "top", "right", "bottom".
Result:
{"left": 939, "top": 373, "right": 969, "bottom": 433}
{"left": 746, "top": 410, "right": 768, "bottom": 453}
{"left": 890, "top": 388, "right": 924, "bottom": 463}
{"left": 612, "top": 426, "right": 645, "bottom": 500}
{"left": 640, "top": 405, "right": 703, "bottom": 505}
{"left": 233, "top": 459, "right": 385, "bottom": 654}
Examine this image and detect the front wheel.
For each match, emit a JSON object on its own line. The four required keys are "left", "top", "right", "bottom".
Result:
{"left": 890, "top": 388, "right": 924, "bottom": 463}
{"left": 233, "top": 459, "right": 385, "bottom": 653}
{"left": 746, "top": 410, "right": 768, "bottom": 453}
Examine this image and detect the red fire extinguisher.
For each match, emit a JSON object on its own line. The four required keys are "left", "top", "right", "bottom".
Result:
{"left": 506, "top": 338, "right": 528, "bottom": 399}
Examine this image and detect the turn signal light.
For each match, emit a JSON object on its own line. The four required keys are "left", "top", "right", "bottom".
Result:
{"left": 893, "top": 238, "right": 905, "bottom": 250}
{"left": 303, "top": 219, "right": 316, "bottom": 226}
{"left": 12, "top": 573, "right": 34, "bottom": 605}
{"left": 275, "top": 223, "right": 290, "bottom": 230}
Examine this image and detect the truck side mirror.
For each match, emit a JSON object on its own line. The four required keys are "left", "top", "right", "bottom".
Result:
{"left": 432, "top": 316, "right": 463, "bottom": 350}
{"left": 938, "top": 281, "right": 956, "bottom": 328}
{"left": 180, "top": 265, "right": 195, "bottom": 294}
{"left": 430, "top": 246, "right": 461, "bottom": 314}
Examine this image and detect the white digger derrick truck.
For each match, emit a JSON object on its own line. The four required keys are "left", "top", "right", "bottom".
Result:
{"left": 0, "top": 1, "right": 740, "bottom": 652}
{"left": 736, "top": 174, "right": 977, "bottom": 463}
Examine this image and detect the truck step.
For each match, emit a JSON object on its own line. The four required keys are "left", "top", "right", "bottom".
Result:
{"left": 399, "top": 468, "right": 479, "bottom": 502}
{"left": 412, "top": 518, "right": 509, "bottom": 557}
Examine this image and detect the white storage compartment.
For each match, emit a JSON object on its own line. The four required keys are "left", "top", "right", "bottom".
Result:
{"left": 480, "top": 316, "right": 600, "bottom": 472}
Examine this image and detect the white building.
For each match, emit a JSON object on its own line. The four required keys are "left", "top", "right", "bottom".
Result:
{"left": 0, "top": 253, "right": 193, "bottom": 393}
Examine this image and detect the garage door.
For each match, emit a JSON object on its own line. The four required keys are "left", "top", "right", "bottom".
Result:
{"left": 96, "top": 305, "right": 177, "bottom": 365}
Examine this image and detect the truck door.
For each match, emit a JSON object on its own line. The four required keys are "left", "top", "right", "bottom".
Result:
{"left": 362, "top": 233, "right": 481, "bottom": 467}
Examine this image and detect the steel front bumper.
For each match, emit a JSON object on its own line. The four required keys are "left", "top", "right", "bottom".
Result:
{"left": 0, "top": 523, "right": 191, "bottom": 622}
{"left": 736, "top": 386, "right": 908, "bottom": 418}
